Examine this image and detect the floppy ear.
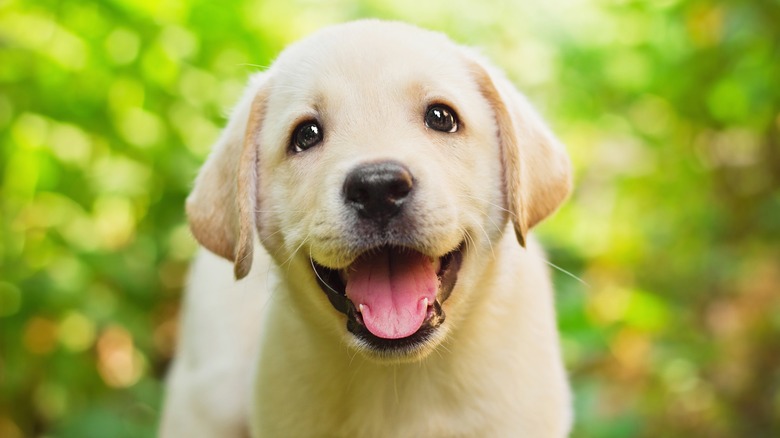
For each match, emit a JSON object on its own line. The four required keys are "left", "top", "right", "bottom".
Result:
{"left": 469, "top": 59, "right": 571, "bottom": 246}
{"left": 185, "top": 73, "right": 269, "bottom": 279}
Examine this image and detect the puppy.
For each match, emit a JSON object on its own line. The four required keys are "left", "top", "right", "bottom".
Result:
{"left": 161, "top": 20, "right": 573, "bottom": 437}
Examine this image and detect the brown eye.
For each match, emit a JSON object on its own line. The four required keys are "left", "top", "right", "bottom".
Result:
{"left": 424, "top": 105, "right": 458, "bottom": 133}
{"left": 292, "top": 121, "right": 323, "bottom": 152}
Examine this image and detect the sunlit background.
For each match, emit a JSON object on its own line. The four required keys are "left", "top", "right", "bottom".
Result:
{"left": 1, "top": 0, "right": 779, "bottom": 436}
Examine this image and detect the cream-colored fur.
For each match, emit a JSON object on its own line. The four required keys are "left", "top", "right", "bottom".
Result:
{"left": 161, "top": 20, "right": 573, "bottom": 437}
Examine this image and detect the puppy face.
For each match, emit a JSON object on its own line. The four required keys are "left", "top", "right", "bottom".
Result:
{"left": 186, "top": 21, "right": 571, "bottom": 361}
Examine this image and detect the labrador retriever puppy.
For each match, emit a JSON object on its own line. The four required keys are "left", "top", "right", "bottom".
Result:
{"left": 160, "top": 19, "right": 573, "bottom": 437}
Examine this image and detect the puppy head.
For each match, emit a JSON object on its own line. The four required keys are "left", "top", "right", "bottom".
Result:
{"left": 186, "top": 20, "right": 570, "bottom": 361}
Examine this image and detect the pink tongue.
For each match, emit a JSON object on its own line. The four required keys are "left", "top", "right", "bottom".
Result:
{"left": 345, "top": 248, "right": 438, "bottom": 339}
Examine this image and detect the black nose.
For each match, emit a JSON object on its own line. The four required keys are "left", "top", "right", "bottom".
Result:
{"left": 343, "top": 161, "right": 414, "bottom": 224}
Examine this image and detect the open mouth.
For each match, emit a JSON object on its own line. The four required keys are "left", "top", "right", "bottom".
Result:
{"left": 311, "top": 243, "right": 464, "bottom": 354}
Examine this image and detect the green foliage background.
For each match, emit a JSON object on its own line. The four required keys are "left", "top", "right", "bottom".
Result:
{"left": 1, "top": 0, "right": 779, "bottom": 436}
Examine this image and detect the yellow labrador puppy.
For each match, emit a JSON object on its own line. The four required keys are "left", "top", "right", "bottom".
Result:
{"left": 161, "top": 20, "right": 572, "bottom": 437}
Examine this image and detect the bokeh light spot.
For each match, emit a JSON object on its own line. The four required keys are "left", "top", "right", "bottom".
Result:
{"left": 108, "top": 77, "right": 146, "bottom": 114}
{"left": 58, "top": 311, "right": 96, "bottom": 352}
{"left": 96, "top": 325, "right": 147, "bottom": 388}
{"left": 12, "top": 113, "right": 49, "bottom": 150}
{"left": 23, "top": 317, "right": 58, "bottom": 355}
{"left": 90, "top": 154, "right": 151, "bottom": 196}
{"left": 117, "top": 107, "right": 165, "bottom": 148}
{"left": 48, "top": 123, "right": 92, "bottom": 168}
{"left": 93, "top": 195, "right": 136, "bottom": 250}
{"left": 105, "top": 28, "right": 141, "bottom": 65}
{"left": 159, "top": 25, "right": 198, "bottom": 60}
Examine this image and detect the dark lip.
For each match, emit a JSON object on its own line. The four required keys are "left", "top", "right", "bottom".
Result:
{"left": 311, "top": 242, "right": 465, "bottom": 355}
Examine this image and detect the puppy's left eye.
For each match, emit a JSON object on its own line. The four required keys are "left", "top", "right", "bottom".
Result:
{"left": 425, "top": 105, "right": 458, "bottom": 133}
{"left": 292, "top": 121, "right": 323, "bottom": 153}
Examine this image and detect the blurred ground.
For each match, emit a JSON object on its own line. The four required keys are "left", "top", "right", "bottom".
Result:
{"left": 1, "top": 0, "right": 779, "bottom": 436}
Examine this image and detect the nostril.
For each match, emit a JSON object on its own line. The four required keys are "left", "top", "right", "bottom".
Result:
{"left": 387, "top": 173, "right": 413, "bottom": 201}
{"left": 346, "top": 185, "right": 370, "bottom": 205}
{"left": 343, "top": 161, "right": 414, "bottom": 222}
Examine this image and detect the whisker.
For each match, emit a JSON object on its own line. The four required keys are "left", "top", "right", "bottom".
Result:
{"left": 480, "top": 207, "right": 505, "bottom": 235}
{"left": 237, "top": 63, "right": 271, "bottom": 69}
{"left": 451, "top": 193, "right": 507, "bottom": 235}
{"left": 348, "top": 346, "right": 359, "bottom": 368}
{"left": 260, "top": 227, "right": 286, "bottom": 242}
{"left": 309, "top": 248, "right": 343, "bottom": 296}
{"left": 539, "top": 258, "right": 590, "bottom": 288}
{"left": 457, "top": 193, "right": 515, "bottom": 217}
{"left": 281, "top": 234, "right": 310, "bottom": 271}
{"left": 471, "top": 221, "right": 496, "bottom": 260}
{"left": 464, "top": 229, "right": 477, "bottom": 253}
{"left": 438, "top": 341, "right": 452, "bottom": 355}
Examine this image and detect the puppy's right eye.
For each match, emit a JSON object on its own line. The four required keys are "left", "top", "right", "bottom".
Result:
{"left": 292, "top": 121, "right": 323, "bottom": 153}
